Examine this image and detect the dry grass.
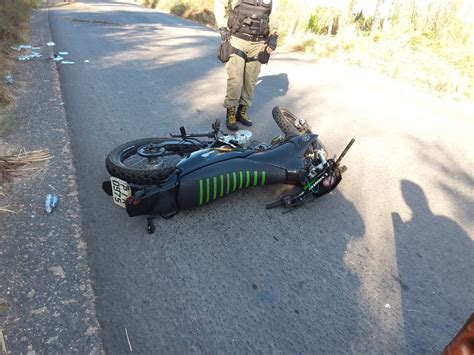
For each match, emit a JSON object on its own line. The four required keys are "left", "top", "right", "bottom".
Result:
{"left": 0, "top": 42, "right": 15, "bottom": 107}
{"left": 284, "top": 0, "right": 474, "bottom": 100}
{"left": 0, "top": 149, "right": 52, "bottom": 213}
{"left": 141, "top": 0, "right": 216, "bottom": 26}
{"left": 0, "top": 0, "right": 34, "bottom": 109}
{"left": 0, "top": 149, "right": 52, "bottom": 183}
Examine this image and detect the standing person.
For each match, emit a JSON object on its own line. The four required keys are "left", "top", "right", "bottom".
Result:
{"left": 215, "top": 0, "right": 279, "bottom": 130}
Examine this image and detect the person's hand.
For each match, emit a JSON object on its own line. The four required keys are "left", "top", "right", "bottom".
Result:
{"left": 266, "top": 46, "right": 274, "bottom": 54}
{"left": 219, "top": 27, "right": 230, "bottom": 42}
{"left": 266, "top": 33, "right": 278, "bottom": 51}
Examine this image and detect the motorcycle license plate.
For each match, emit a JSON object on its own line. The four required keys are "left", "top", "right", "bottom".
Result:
{"left": 110, "top": 176, "right": 131, "bottom": 208}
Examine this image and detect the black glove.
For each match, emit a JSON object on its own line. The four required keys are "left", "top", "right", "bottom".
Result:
{"left": 266, "top": 33, "right": 278, "bottom": 50}
{"left": 219, "top": 27, "right": 230, "bottom": 42}
{"left": 258, "top": 50, "right": 270, "bottom": 64}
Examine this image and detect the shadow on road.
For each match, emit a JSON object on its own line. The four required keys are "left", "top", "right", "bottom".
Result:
{"left": 392, "top": 180, "right": 474, "bottom": 353}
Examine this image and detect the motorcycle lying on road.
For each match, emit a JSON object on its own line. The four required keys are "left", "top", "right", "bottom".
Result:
{"left": 102, "top": 106, "right": 355, "bottom": 234}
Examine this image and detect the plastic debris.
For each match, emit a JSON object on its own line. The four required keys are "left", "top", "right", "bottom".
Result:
{"left": 18, "top": 52, "right": 42, "bottom": 61}
{"left": 45, "top": 193, "right": 59, "bottom": 214}
{"left": 384, "top": 303, "right": 391, "bottom": 309}
{"left": 46, "top": 41, "right": 55, "bottom": 47}
{"left": 53, "top": 55, "right": 64, "bottom": 61}
{"left": 61, "top": 61, "right": 75, "bottom": 65}
{"left": 84, "top": 60, "right": 90, "bottom": 63}
{"left": 4, "top": 73, "right": 14, "bottom": 85}
{"left": 11, "top": 45, "right": 39, "bottom": 51}
{"left": 58, "top": 51, "right": 69, "bottom": 56}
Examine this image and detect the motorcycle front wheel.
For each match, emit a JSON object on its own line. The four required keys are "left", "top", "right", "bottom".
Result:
{"left": 106, "top": 137, "right": 199, "bottom": 185}
{"left": 272, "top": 106, "right": 312, "bottom": 136}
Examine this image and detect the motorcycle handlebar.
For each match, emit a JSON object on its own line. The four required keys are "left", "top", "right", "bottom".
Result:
{"left": 169, "top": 125, "right": 218, "bottom": 139}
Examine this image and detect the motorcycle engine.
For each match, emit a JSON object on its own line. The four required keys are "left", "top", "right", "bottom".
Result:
{"left": 224, "top": 130, "right": 253, "bottom": 149}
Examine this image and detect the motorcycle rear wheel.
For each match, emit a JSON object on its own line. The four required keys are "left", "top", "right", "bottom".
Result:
{"left": 272, "top": 106, "right": 312, "bottom": 136}
{"left": 106, "top": 138, "right": 198, "bottom": 185}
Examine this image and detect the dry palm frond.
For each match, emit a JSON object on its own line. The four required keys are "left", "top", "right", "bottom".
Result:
{"left": 0, "top": 149, "right": 52, "bottom": 182}
{"left": 0, "top": 206, "right": 17, "bottom": 213}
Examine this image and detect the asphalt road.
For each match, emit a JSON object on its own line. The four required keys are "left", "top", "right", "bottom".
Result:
{"left": 49, "top": 1, "right": 474, "bottom": 353}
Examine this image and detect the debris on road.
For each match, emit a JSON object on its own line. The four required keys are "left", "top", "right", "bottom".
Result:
{"left": 18, "top": 52, "right": 42, "bottom": 61}
{"left": 61, "top": 61, "right": 75, "bottom": 65}
{"left": 125, "top": 328, "right": 133, "bottom": 353}
{"left": 84, "top": 60, "right": 90, "bottom": 63}
{"left": 384, "top": 303, "right": 392, "bottom": 309}
{"left": 45, "top": 193, "right": 59, "bottom": 214}
{"left": 3, "top": 73, "right": 14, "bottom": 85}
{"left": 58, "top": 51, "right": 69, "bottom": 56}
{"left": 0, "top": 329, "right": 7, "bottom": 354}
{"left": 46, "top": 41, "right": 55, "bottom": 47}
{"left": 10, "top": 44, "right": 34, "bottom": 51}
{"left": 53, "top": 55, "right": 64, "bottom": 62}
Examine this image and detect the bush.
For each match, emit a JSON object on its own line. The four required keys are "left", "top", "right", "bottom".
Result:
{"left": 170, "top": 3, "right": 187, "bottom": 17}
{"left": 306, "top": 6, "right": 341, "bottom": 35}
{"left": 184, "top": 8, "right": 216, "bottom": 26}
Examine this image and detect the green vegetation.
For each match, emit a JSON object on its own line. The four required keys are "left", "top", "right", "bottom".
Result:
{"left": 284, "top": 0, "right": 474, "bottom": 100}
{"left": 142, "top": 0, "right": 474, "bottom": 100}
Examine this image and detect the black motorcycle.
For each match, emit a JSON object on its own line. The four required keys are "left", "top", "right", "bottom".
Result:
{"left": 102, "top": 106, "right": 355, "bottom": 234}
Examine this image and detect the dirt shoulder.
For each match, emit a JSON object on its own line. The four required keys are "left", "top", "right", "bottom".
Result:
{"left": 0, "top": 8, "right": 103, "bottom": 354}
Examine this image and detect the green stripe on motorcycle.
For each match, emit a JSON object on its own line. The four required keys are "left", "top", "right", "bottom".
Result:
{"left": 233, "top": 172, "right": 237, "bottom": 192}
{"left": 253, "top": 171, "right": 258, "bottom": 186}
{"left": 239, "top": 171, "right": 243, "bottom": 189}
{"left": 226, "top": 174, "right": 230, "bottom": 195}
{"left": 246, "top": 171, "right": 250, "bottom": 188}
{"left": 262, "top": 171, "right": 266, "bottom": 185}
{"left": 206, "top": 178, "right": 210, "bottom": 203}
{"left": 199, "top": 179, "right": 203, "bottom": 206}
{"left": 213, "top": 176, "right": 217, "bottom": 200}
{"left": 220, "top": 175, "right": 224, "bottom": 197}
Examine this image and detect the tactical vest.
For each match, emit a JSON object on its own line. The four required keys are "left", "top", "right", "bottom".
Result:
{"left": 228, "top": 0, "right": 272, "bottom": 38}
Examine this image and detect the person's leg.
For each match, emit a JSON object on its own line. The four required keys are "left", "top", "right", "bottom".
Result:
{"left": 223, "top": 37, "right": 247, "bottom": 130}
{"left": 238, "top": 41, "right": 265, "bottom": 125}
{"left": 223, "top": 37, "right": 247, "bottom": 109}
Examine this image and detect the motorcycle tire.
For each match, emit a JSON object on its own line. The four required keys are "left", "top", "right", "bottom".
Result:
{"left": 272, "top": 106, "right": 312, "bottom": 137}
{"left": 106, "top": 137, "right": 198, "bottom": 185}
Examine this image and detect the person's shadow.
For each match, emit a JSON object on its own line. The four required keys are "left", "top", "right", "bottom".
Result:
{"left": 392, "top": 180, "right": 474, "bottom": 353}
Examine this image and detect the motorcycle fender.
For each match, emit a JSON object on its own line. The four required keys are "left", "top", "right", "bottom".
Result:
{"left": 125, "top": 174, "right": 179, "bottom": 217}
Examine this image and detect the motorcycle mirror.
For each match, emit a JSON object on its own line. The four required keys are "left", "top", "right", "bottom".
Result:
{"left": 335, "top": 138, "right": 355, "bottom": 166}
{"left": 212, "top": 119, "right": 221, "bottom": 132}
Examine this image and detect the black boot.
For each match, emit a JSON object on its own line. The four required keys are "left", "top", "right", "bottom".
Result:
{"left": 226, "top": 107, "right": 238, "bottom": 131}
{"left": 236, "top": 104, "right": 253, "bottom": 126}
